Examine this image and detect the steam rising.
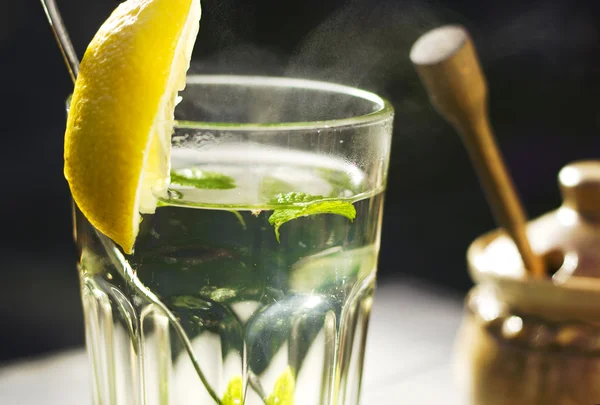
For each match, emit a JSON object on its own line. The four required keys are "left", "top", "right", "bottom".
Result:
{"left": 476, "top": 1, "right": 598, "bottom": 62}
{"left": 192, "top": 0, "right": 596, "bottom": 93}
{"left": 285, "top": 1, "right": 442, "bottom": 90}
{"left": 192, "top": 1, "right": 450, "bottom": 83}
{"left": 188, "top": 0, "right": 598, "bottom": 154}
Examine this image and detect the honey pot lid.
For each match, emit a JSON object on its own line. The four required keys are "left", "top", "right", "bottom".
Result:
{"left": 467, "top": 161, "right": 600, "bottom": 320}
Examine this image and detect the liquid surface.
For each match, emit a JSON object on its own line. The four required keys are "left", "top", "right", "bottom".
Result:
{"left": 78, "top": 145, "right": 384, "bottom": 405}
{"left": 165, "top": 145, "right": 371, "bottom": 208}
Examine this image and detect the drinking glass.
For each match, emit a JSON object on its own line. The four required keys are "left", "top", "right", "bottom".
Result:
{"left": 74, "top": 75, "right": 394, "bottom": 405}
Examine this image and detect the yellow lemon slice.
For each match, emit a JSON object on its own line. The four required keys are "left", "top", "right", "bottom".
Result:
{"left": 64, "top": 0, "right": 201, "bottom": 253}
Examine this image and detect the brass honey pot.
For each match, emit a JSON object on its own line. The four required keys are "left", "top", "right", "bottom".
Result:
{"left": 455, "top": 161, "right": 600, "bottom": 405}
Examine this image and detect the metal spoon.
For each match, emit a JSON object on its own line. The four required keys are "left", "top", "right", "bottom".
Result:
{"left": 40, "top": 0, "right": 79, "bottom": 84}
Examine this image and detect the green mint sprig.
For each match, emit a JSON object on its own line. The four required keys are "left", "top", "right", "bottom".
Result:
{"left": 268, "top": 192, "right": 356, "bottom": 242}
{"left": 229, "top": 210, "right": 247, "bottom": 229}
{"left": 170, "top": 169, "right": 236, "bottom": 190}
{"left": 266, "top": 367, "right": 295, "bottom": 405}
{"left": 170, "top": 169, "right": 357, "bottom": 242}
{"left": 318, "top": 168, "right": 361, "bottom": 196}
{"left": 220, "top": 368, "right": 295, "bottom": 405}
{"left": 222, "top": 376, "right": 243, "bottom": 405}
{"left": 259, "top": 176, "right": 296, "bottom": 201}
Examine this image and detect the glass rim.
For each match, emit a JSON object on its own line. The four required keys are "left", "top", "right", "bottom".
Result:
{"left": 175, "top": 74, "right": 394, "bottom": 132}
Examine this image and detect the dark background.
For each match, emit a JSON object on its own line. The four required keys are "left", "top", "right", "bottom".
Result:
{"left": 1, "top": 0, "right": 598, "bottom": 363}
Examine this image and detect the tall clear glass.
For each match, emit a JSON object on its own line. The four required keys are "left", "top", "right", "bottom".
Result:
{"left": 74, "top": 75, "right": 394, "bottom": 405}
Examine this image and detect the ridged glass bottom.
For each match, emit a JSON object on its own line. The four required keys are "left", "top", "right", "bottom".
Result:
{"left": 80, "top": 268, "right": 374, "bottom": 405}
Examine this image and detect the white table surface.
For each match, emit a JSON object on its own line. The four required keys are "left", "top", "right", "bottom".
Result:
{"left": 0, "top": 279, "right": 465, "bottom": 404}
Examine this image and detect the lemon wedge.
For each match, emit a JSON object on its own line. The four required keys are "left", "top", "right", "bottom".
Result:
{"left": 64, "top": 0, "right": 201, "bottom": 253}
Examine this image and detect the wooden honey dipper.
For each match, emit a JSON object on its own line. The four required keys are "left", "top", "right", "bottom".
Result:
{"left": 410, "top": 25, "right": 545, "bottom": 277}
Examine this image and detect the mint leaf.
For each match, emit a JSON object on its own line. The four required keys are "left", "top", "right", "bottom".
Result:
{"left": 171, "top": 296, "right": 211, "bottom": 310}
{"left": 269, "top": 192, "right": 324, "bottom": 206}
{"left": 260, "top": 176, "right": 296, "bottom": 201}
{"left": 229, "top": 210, "right": 247, "bottom": 230}
{"left": 268, "top": 193, "right": 356, "bottom": 242}
{"left": 222, "top": 376, "right": 243, "bottom": 405}
{"left": 266, "top": 367, "right": 295, "bottom": 405}
{"left": 318, "top": 168, "right": 362, "bottom": 196}
{"left": 170, "top": 169, "right": 236, "bottom": 190}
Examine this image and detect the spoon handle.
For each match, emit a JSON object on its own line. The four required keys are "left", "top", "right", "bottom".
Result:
{"left": 411, "top": 25, "right": 546, "bottom": 278}
{"left": 40, "top": 0, "right": 79, "bottom": 84}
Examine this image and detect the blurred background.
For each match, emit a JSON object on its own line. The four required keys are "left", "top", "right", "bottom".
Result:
{"left": 0, "top": 0, "right": 598, "bottom": 363}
